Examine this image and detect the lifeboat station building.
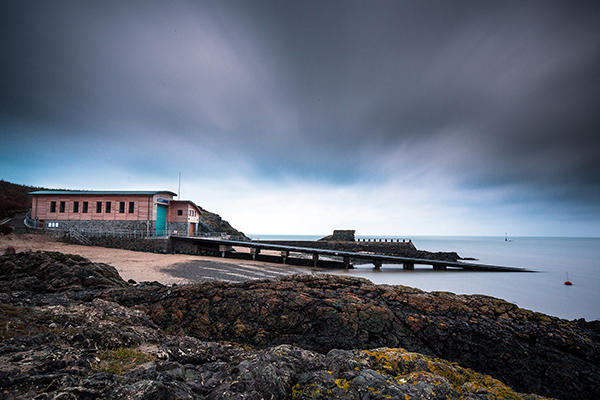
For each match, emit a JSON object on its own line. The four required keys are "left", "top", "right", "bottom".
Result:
{"left": 28, "top": 190, "right": 202, "bottom": 237}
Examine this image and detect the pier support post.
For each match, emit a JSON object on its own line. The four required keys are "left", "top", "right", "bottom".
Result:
{"left": 250, "top": 247, "right": 261, "bottom": 261}
{"left": 343, "top": 256, "right": 350, "bottom": 269}
{"left": 312, "top": 253, "right": 319, "bottom": 268}
{"left": 219, "top": 245, "right": 233, "bottom": 258}
{"left": 373, "top": 260, "right": 382, "bottom": 270}
{"left": 281, "top": 250, "right": 289, "bottom": 264}
{"left": 403, "top": 262, "right": 414, "bottom": 270}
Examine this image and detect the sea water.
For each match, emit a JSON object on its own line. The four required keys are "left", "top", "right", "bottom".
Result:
{"left": 250, "top": 235, "right": 600, "bottom": 321}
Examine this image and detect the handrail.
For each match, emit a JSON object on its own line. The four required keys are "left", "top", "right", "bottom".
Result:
{"left": 24, "top": 211, "right": 36, "bottom": 228}
{"left": 69, "top": 229, "right": 92, "bottom": 246}
{"left": 172, "top": 231, "right": 251, "bottom": 242}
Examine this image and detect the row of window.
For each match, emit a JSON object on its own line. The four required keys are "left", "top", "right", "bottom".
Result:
{"left": 176, "top": 209, "right": 198, "bottom": 216}
{"left": 49, "top": 201, "right": 135, "bottom": 214}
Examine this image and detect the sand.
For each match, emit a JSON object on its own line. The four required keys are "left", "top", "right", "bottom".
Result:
{"left": 0, "top": 233, "right": 313, "bottom": 286}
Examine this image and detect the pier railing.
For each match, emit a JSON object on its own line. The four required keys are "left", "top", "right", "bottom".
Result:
{"left": 172, "top": 231, "right": 251, "bottom": 242}
{"left": 356, "top": 237, "right": 412, "bottom": 243}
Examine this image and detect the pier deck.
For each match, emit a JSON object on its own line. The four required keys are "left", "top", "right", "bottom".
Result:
{"left": 171, "top": 236, "right": 532, "bottom": 272}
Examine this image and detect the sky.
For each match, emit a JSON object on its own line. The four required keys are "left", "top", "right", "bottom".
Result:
{"left": 1, "top": 1, "right": 599, "bottom": 237}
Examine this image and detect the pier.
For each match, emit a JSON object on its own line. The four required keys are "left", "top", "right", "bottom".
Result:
{"left": 170, "top": 236, "right": 531, "bottom": 272}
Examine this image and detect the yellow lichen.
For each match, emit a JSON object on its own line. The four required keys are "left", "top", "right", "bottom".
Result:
{"left": 355, "top": 348, "right": 534, "bottom": 400}
{"left": 334, "top": 378, "right": 351, "bottom": 391}
{"left": 363, "top": 348, "right": 405, "bottom": 375}
{"left": 291, "top": 383, "right": 323, "bottom": 399}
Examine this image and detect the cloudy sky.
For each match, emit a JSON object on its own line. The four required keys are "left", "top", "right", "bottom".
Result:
{"left": 1, "top": 1, "right": 599, "bottom": 237}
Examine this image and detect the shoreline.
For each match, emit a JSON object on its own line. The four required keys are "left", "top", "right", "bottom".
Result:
{"left": 3, "top": 233, "right": 596, "bottom": 322}
{"left": 0, "top": 233, "right": 315, "bottom": 285}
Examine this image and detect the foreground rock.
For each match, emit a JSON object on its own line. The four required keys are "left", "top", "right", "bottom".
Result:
{"left": 0, "top": 300, "right": 549, "bottom": 400}
{"left": 114, "top": 276, "right": 599, "bottom": 400}
{"left": 2, "top": 252, "right": 599, "bottom": 399}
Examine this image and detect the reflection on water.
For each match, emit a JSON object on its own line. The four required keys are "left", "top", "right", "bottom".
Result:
{"left": 321, "top": 237, "right": 600, "bottom": 321}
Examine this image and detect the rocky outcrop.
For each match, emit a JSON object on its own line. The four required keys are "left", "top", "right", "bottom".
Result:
{"left": 0, "top": 251, "right": 129, "bottom": 293}
{"left": 2, "top": 251, "right": 598, "bottom": 399}
{"left": 110, "top": 278, "right": 600, "bottom": 400}
{"left": 0, "top": 299, "right": 550, "bottom": 400}
{"left": 0, "top": 314, "right": 548, "bottom": 400}
{"left": 197, "top": 210, "right": 246, "bottom": 239}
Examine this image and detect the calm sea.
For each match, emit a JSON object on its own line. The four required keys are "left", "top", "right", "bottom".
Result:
{"left": 250, "top": 235, "right": 600, "bottom": 321}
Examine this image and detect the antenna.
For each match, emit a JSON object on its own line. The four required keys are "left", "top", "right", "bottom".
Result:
{"left": 178, "top": 172, "right": 181, "bottom": 199}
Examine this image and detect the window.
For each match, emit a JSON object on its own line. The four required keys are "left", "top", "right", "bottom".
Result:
{"left": 178, "top": 209, "right": 183, "bottom": 216}
{"left": 59, "top": 201, "right": 65, "bottom": 213}
{"left": 106, "top": 202, "right": 111, "bottom": 213}
{"left": 96, "top": 201, "right": 102, "bottom": 213}
{"left": 73, "top": 201, "right": 79, "bottom": 213}
{"left": 128, "top": 201, "right": 134, "bottom": 213}
{"left": 83, "top": 202, "right": 88, "bottom": 213}
{"left": 119, "top": 201, "right": 125, "bottom": 213}
{"left": 50, "top": 201, "right": 56, "bottom": 213}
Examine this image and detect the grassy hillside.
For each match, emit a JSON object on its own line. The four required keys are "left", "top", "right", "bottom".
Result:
{"left": 0, "top": 180, "right": 42, "bottom": 220}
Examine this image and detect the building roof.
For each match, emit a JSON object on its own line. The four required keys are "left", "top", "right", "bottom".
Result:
{"left": 171, "top": 199, "right": 203, "bottom": 213}
{"left": 28, "top": 190, "right": 178, "bottom": 196}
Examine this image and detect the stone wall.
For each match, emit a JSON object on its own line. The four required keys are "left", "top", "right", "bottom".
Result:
{"left": 12, "top": 228, "right": 170, "bottom": 253}
{"left": 169, "top": 222, "right": 189, "bottom": 236}
{"left": 13, "top": 226, "right": 67, "bottom": 240}
{"left": 41, "top": 219, "right": 194, "bottom": 237}
{"left": 332, "top": 230, "right": 355, "bottom": 241}
{"left": 44, "top": 219, "right": 154, "bottom": 233}
{"left": 82, "top": 236, "right": 170, "bottom": 253}
{"left": 170, "top": 237, "right": 199, "bottom": 254}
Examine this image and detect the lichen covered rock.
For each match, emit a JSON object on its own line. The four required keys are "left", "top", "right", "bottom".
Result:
{"left": 1, "top": 251, "right": 597, "bottom": 399}
{"left": 125, "top": 274, "right": 599, "bottom": 400}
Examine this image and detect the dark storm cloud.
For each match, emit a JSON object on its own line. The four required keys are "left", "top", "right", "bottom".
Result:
{"left": 257, "top": 1, "right": 600, "bottom": 186}
{"left": 255, "top": 0, "right": 600, "bottom": 206}
{"left": 1, "top": 1, "right": 599, "bottom": 209}
{"left": 0, "top": 1, "right": 288, "bottom": 140}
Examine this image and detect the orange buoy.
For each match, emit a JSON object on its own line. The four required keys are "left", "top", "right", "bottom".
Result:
{"left": 564, "top": 272, "right": 573, "bottom": 286}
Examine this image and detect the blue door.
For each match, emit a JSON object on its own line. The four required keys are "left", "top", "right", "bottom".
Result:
{"left": 156, "top": 204, "right": 167, "bottom": 236}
